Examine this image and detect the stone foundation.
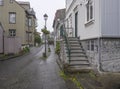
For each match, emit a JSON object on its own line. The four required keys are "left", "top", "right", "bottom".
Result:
{"left": 100, "top": 38, "right": 120, "bottom": 72}
{"left": 81, "top": 38, "right": 120, "bottom": 72}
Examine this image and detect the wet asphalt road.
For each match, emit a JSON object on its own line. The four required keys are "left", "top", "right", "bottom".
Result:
{"left": 0, "top": 45, "right": 67, "bottom": 89}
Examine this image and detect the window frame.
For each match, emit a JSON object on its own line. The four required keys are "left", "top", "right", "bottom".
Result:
{"left": 10, "top": 0, "right": 13, "bottom": 3}
{"left": 28, "top": 18, "right": 32, "bottom": 27}
{"left": 9, "top": 29, "right": 16, "bottom": 37}
{"left": 9, "top": 12, "right": 16, "bottom": 24}
{"left": 85, "top": 0, "right": 94, "bottom": 24}
{"left": 91, "top": 40, "right": 94, "bottom": 51}
{"left": 0, "top": 0, "right": 3, "bottom": 6}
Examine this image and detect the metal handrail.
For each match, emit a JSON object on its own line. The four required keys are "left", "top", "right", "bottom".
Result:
{"left": 63, "top": 29, "right": 71, "bottom": 63}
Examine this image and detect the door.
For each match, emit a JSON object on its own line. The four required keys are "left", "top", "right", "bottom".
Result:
{"left": 75, "top": 12, "right": 78, "bottom": 37}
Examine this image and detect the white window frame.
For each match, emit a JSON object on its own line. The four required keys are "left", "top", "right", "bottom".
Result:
{"left": 0, "top": 0, "right": 3, "bottom": 6}
{"left": 9, "top": 12, "right": 16, "bottom": 24}
{"left": 28, "top": 18, "right": 32, "bottom": 27}
{"left": 87, "top": 40, "right": 95, "bottom": 51}
{"left": 85, "top": 0, "right": 94, "bottom": 24}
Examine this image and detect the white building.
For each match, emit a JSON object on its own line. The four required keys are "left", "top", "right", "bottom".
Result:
{"left": 66, "top": 0, "right": 120, "bottom": 72}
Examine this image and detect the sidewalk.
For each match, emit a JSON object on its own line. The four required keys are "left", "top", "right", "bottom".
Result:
{"left": 0, "top": 46, "right": 42, "bottom": 61}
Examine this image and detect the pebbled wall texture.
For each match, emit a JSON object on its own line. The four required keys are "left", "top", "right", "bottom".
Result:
{"left": 81, "top": 38, "right": 120, "bottom": 72}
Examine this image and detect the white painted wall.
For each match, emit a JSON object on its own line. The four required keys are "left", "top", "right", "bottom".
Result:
{"left": 66, "top": 0, "right": 120, "bottom": 40}
{"left": 101, "top": 0, "right": 120, "bottom": 37}
{"left": 66, "top": 0, "right": 101, "bottom": 40}
{"left": 78, "top": 0, "right": 101, "bottom": 40}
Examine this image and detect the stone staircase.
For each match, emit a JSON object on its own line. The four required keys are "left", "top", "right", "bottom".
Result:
{"left": 65, "top": 37, "right": 91, "bottom": 72}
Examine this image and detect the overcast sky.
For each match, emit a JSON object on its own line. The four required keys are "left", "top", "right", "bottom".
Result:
{"left": 16, "top": 0, "right": 65, "bottom": 33}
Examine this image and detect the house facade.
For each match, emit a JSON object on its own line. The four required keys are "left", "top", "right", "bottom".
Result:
{"left": 18, "top": 1, "right": 37, "bottom": 47}
{"left": 53, "top": 9, "right": 66, "bottom": 48}
{"left": 0, "top": 0, "right": 36, "bottom": 54}
{"left": 65, "top": 0, "right": 120, "bottom": 72}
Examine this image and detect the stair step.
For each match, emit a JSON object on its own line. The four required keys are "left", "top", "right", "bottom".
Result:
{"left": 70, "top": 60, "right": 89, "bottom": 65}
{"left": 70, "top": 61, "right": 89, "bottom": 65}
{"left": 70, "top": 48, "right": 83, "bottom": 50}
{"left": 67, "top": 66, "right": 92, "bottom": 73}
{"left": 69, "top": 41, "right": 79, "bottom": 43}
{"left": 70, "top": 50, "right": 85, "bottom": 53}
{"left": 70, "top": 57, "right": 88, "bottom": 61}
{"left": 70, "top": 46, "right": 82, "bottom": 49}
{"left": 69, "top": 54, "right": 87, "bottom": 57}
{"left": 70, "top": 44, "right": 80, "bottom": 46}
{"left": 70, "top": 53, "right": 85, "bottom": 56}
{"left": 69, "top": 64, "right": 90, "bottom": 68}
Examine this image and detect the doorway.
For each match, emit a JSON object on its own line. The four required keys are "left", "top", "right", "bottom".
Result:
{"left": 75, "top": 12, "right": 78, "bottom": 37}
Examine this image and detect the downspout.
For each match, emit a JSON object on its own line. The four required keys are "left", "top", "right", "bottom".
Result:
{"left": 98, "top": 37, "right": 102, "bottom": 72}
{"left": 3, "top": 30, "right": 5, "bottom": 54}
{"left": 98, "top": 0, "right": 102, "bottom": 73}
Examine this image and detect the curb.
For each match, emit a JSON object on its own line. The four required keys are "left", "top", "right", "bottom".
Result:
{"left": 0, "top": 52, "right": 30, "bottom": 61}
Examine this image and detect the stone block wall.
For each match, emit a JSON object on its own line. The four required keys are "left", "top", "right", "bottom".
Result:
{"left": 100, "top": 39, "right": 120, "bottom": 72}
{"left": 81, "top": 38, "right": 120, "bottom": 72}
{"left": 81, "top": 39, "right": 99, "bottom": 71}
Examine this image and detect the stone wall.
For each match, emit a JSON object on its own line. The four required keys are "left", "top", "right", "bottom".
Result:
{"left": 81, "top": 38, "right": 120, "bottom": 72}
{"left": 81, "top": 39, "right": 99, "bottom": 71}
{"left": 100, "top": 39, "right": 120, "bottom": 72}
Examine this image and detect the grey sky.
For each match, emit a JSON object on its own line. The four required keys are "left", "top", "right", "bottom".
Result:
{"left": 17, "top": 0, "right": 65, "bottom": 33}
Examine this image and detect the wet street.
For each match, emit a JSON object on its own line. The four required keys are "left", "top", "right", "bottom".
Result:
{"left": 0, "top": 45, "right": 67, "bottom": 89}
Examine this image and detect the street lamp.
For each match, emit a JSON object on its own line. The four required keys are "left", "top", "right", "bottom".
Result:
{"left": 44, "top": 14, "right": 48, "bottom": 29}
{"left": 43, "top": 13, "right": 48, "bottom": 57}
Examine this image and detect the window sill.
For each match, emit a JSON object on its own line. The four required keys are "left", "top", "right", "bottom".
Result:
{"left": 85, "top": 19, "right": 94, "bottom": 27}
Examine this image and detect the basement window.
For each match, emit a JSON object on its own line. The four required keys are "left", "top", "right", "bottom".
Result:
{"left": 91, "top": 40, "right": 94, "bottom": 51}
{"left": 9, "top": 29, "right": 16, "bottom": 37}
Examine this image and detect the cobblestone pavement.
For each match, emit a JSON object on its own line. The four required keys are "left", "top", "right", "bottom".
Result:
{"left": 0, "top": 45, "right": 67, "bottom": 89}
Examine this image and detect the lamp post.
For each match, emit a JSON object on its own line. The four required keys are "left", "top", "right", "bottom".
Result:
{"left": 43, "top": 13, "right": 48, "bottom": 57}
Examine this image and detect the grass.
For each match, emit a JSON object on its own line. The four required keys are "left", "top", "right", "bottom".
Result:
{"left": 60, "top": 71, "right": 84, "bottom": 89}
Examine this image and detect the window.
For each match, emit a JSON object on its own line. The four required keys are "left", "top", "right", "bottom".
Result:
{"left": 91, "top": 40, "right": 94, "bottom": 51}
{"left": 28, "top": 18, "right": 32, "bottom": 27}
{"left": 9, "top": 29, "right": 16, "bottom": 37}
{"left": 87, "top": 41, "right": 90, "bottom": 50}
{"left": 10, "top": 0, "right": 13, "bottom": 3}
{"left": 87, "top": 40, "right": 94, "bottom": 51}
{"left": 0, "top": 0, "right": 3, "bottom": 5}
{"left": 69, "top": 14, "right": 72, "bottom": 28}
{"left": 9, "top": 12, "right": 16, "bottom": 24}
{"left": 86, "top": 0, "right": 93, "bottom": 22}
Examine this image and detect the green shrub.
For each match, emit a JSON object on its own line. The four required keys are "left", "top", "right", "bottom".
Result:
{"left": 48, "top": 47, "right": 51, "bottom": 52}
{"left": 55, "top": 41, "right": 60, "bottom": 55}
{"left": 23, "top": 47, "right": 30, "bottom": 53}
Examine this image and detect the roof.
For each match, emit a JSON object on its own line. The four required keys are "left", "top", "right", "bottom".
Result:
{"left": 17, "top": 1, "right": 36, "bottom": 18}
{"left": 53, "top": 8, "right": 66, "bottom": 27}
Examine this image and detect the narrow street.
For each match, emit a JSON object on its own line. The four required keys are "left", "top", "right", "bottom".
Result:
{"left": 0, "top": 45, "right": 67, "bottom": 89}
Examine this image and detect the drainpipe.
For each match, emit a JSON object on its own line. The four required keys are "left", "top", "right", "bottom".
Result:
{"left": 3, "top": 30, "right": 5, "bottom": 54}
{"left": 98, "top": 37, "right": 102, "bottom": 73}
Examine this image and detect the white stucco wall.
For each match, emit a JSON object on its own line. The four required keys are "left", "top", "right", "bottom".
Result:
{"left": 78, "top": 0, "right": 101, "bottom": 40}
{"left": 66, "top": 0, "right": 101, "bottom": 40}
{"left": 66, "top": 0, "right": 120, "bottom": 39}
